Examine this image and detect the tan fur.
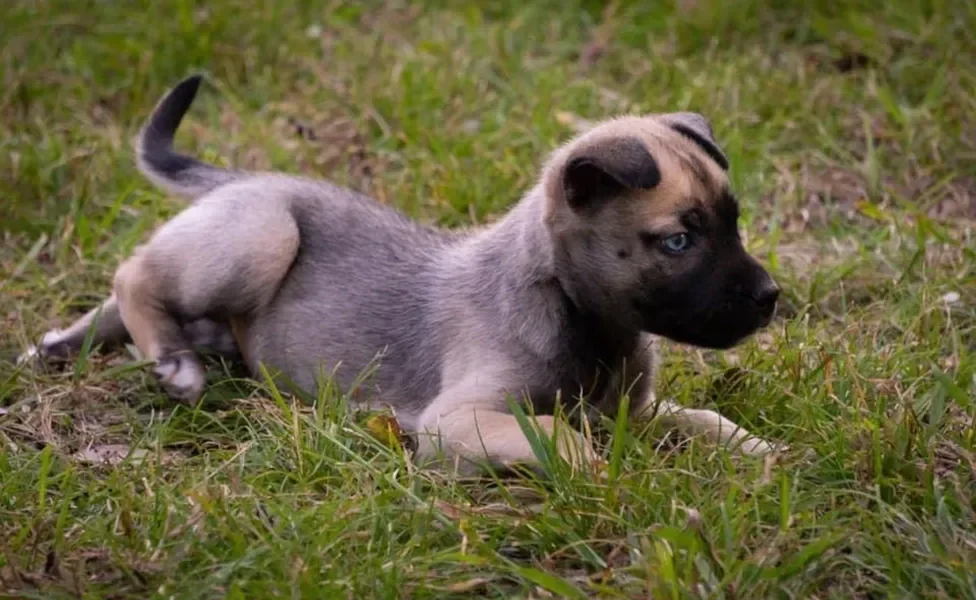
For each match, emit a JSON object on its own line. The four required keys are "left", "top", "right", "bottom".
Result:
{"left": 544, "top": 115, "right": 726, "bottom": 223}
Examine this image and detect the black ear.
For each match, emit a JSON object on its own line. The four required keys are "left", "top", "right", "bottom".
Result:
{"left": 562, "top": 137, "right": 661, "bottom": 212}
{"left": 662, "top": 112, "right": 729, "bottom": 171}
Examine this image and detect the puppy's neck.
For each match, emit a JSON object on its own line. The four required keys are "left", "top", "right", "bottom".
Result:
{"left": 462, "top": 187, "right": 639, "bottom": 358}
{"left": 469, "top": 185, "right": 557, "bottom": 291}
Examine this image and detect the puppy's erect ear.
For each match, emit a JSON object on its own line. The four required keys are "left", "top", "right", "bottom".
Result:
{"left": 562, "top": 137, "right": 661, "bottom": 213}
{"left": 661, "top": 112, "right": 729, "bottom": 171}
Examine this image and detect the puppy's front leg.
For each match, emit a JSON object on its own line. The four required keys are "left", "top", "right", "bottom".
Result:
{"left": 633, "top": 395, "right": 778, "bottom": 456}
{"left": 414, "top": 386, "right": 598, "bottom": 475}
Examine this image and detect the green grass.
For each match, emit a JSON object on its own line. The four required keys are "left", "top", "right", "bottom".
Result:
{"left": 2, "top": 0, "right": 975, "bottom": 597}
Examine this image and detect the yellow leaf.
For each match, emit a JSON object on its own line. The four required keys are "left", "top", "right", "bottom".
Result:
{"left": 364, "top": 413, "right": 404, "bottom": 449}
{"left": 555, "top": 111, "right": 594, "bottom": 133}
{"left": 443, "top": 577, "right": 493, "bottom": 592}
{"left": 855, "top": 198, "right": 888, "bottom": 221}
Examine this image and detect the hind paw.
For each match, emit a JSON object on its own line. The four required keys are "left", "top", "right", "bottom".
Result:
{"left": 17, "top": 329, "right": 76, "bottom": 366}
{"left": 153, "top": 354, "right": 206, "bottom": 403}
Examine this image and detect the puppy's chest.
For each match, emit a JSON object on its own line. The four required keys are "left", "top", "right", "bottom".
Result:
{"left": 525, "top": 344, "right": 648, "bottom": 415}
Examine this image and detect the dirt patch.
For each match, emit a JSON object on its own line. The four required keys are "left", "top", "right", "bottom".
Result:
{"left": 3, "top": 383, "right": 123, "bottom": 448}
{"left": 177, "top": 97, "right": 389, "bottom": 199}
{"left": 766, "top": 161, "right": 976, "bottom": 236}
{"left": 802, "top": 168, "right": 868, "bottom": 221}
{"left": 765, "top": 237, "right": 862, "bottom": 273}
{"left": 925, "top": 177, "right": 976, "bottom": 221}
{"left": 764, "top": 164, "right": 868, "bottom": 234}
{"left": 354, "top": 2, "right": 421, "bottom": 35}
{"left": 270, "top": 108, "right": 389, "bottom": 197}
{"left": 930, "top": 404, "right": 976, "bottom": 480}
{"left": 220, "top": 108, "right": 275, "bottom": 172}
{"left": 1, "top": 362, "right": 188, "bottom": 471}
{"left": 0, "top": 545, "right": 163, "bottom": 598}
{"left": 577, "top": 2, "right": 621, "bottom": 70}
{"left": 753, "top": 235, "right": 900, "bottom": 326}
{"left": 929, "top": 437, "right": 975, "bottom": 483}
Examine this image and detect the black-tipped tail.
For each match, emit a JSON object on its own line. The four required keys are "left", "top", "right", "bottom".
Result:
{"left": 136, "top": 74, "right": 238, "bottom": 199}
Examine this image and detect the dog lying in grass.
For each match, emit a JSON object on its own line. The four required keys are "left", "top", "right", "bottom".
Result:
{"left": 24, "top": 75, "right": 783, "bottom": 474}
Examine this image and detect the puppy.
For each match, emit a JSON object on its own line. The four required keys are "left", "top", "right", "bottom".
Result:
{"left": 24, "top": 75, "right": 783, "bottom": 474}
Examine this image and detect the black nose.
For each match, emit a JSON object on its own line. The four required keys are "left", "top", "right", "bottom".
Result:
{"left": 751, "top": 279, "right": 780, "bottom": 308}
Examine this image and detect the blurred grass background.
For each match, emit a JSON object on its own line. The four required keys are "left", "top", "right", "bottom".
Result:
{"left": 1, "top": 0, "right": 974, "bottom": 597}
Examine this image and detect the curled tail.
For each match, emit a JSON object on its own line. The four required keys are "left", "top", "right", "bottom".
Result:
{"left": 136, "top": 74, "right": 240, "bottom": 199}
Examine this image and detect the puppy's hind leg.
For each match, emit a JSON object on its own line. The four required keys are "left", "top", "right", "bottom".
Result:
{"left": 113, "top": 195, "right": 299, "bottom": 403}
{"left": 22, "top": 296, "right": 238, "bottom": 367}
{"left": 19, "top": 294, "right": 129, "bottom": 364}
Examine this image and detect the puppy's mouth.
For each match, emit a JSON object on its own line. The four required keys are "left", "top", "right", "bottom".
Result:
{"left": 640, "top": 301, "right": 776, "bottom": 350}
{"left": 757, "top": 305, "right": 776, "bottom": 328}
{"left": 632, "top": 262, "right": 780, "bottom": 350}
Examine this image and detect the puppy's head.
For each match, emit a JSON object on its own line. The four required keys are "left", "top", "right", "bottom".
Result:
{"left": 543, "top": 112, "right": 778, "bottom": 349}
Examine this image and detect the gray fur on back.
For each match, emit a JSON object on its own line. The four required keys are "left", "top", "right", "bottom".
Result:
{"left": 212, "top": 174, "right": 654, "bottom": 431}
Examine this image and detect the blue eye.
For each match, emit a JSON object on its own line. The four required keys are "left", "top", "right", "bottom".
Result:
{"left": 662, "top": 233, "right": 691, "bottom": 253}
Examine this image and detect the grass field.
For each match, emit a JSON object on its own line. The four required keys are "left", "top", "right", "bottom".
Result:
{"left": 2, "top": 0, "right": 975, "bottom": 597}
